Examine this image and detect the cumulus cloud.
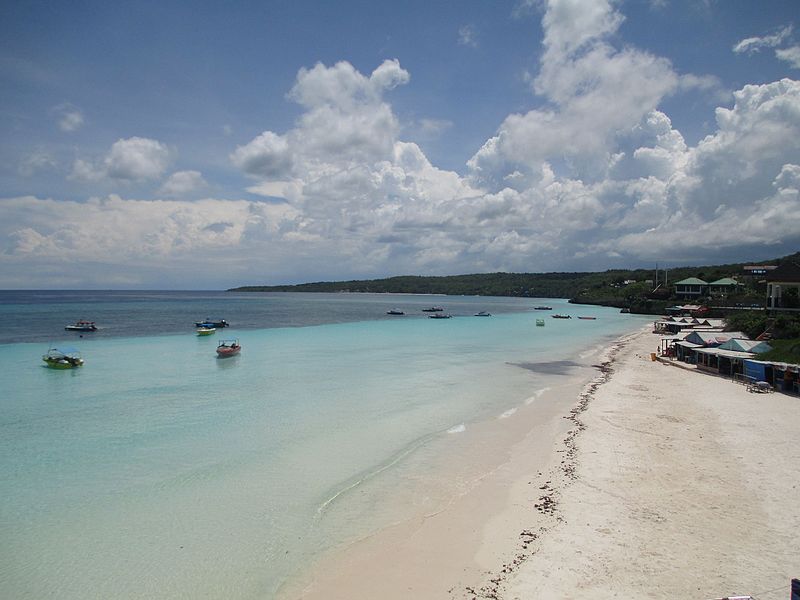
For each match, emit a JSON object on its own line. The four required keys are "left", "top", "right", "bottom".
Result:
{"left": 51, "top": 102, "right": 84, "bottom": 132}
{"left": 5, "top": 1, "right": 800, "bottom": 288}
{"left": 158, "top": 170, "right": 208, "bottom": 197}
{"left": 70, "top": 137, "right": 172, "bottom": 182}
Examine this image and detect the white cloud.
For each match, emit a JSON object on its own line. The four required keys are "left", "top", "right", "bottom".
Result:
{"left": 158, "top": 170, "right": 208, "bottom": 197}
{"left": 776, "top": 46, "right": 800, "bottom": 69}
{"left": 18, "top": 149, "right": 57, "bottom": 177}
{"left": 70, "top": 137, "right": 172, "bottom": 182}
{"left": 733, "top": 25, "right": 793, "bottom": 55}
{"left": 51, "top": 103, "right": 84, "bottom": 132}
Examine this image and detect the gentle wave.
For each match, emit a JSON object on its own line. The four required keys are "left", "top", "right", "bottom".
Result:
{"left": 447, "top": 423, "right": 466, "bottom": 434}
{"left": 525, "top": 386, "right": 552, "bottom": 405}
{"left": 498, "top": 407, "right": 518, "bottom": 419}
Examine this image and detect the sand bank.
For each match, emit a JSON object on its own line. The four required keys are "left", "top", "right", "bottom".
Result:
{"left": 284, "top": 328, "right": 799, "bottom": 599}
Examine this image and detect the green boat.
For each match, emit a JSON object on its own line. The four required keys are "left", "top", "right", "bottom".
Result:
{"left": 42, "top": 346, "right": 84, "bottom": 369}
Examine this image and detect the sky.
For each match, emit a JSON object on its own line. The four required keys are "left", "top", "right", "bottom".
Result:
{"left": 1, "top": 0, "right": 799, "bottom": 289}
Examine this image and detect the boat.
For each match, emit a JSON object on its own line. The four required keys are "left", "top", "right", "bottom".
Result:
{"left": 536, "top": 318, "right": 545, "bottom": 326}
{"left": 195, "top": 319, "right": 229, "bottom": 328}
{"left": 474, "top": 311, "right": 492, "bottom": 316}
{"left": 428, "top": 313, "right": 452, "bottom": 319}
{"left": 216, "top": 339, "right": 241, "bottom": 357}
{"left": 42, "top": 346, "right": 84, "bottom": 369}
{"left": 533, "top": 306, "right": 553, "bottom": 310}
{"left": 65, "top": 320, "right": 97, "bottom": 332}
{"left": 386, "top": 309, "right": 405, "bottom": 315}
{"left": 551, "top": 314, "right": 572, "bottom": 319}
{"left": 421, "top": 306, "right": 444, "bottom": 312}
{"left": 197, "top": 327, "right": 216, "bottom": 336}
{"left": 577, "top": 316, "right": 597, "bottom": 320}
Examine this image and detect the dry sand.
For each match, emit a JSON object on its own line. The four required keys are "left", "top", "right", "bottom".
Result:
{"left": 285, "top": 328, "right": 800, "bottom": 600}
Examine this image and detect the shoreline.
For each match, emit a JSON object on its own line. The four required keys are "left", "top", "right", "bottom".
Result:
{"left": 282, "top": 326, "right": 800, "bottom": 599}
{"left": 279, "top": 328, "right": 640, "bottom": 599}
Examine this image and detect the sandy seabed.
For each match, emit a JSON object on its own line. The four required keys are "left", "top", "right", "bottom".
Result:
{"left": 284, "top": 328, "right": 800, "bottom": 600}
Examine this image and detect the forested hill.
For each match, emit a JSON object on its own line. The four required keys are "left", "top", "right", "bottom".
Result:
{"left": 229, "top": 252, "right": 799, "bottom": 314}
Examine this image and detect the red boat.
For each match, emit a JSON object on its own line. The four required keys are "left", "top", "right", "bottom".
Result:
{"left": 216, "top": 339, "right": 241, "bottom": 357}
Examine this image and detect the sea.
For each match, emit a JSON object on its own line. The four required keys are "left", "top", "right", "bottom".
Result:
{"left": 0, "top": 290, "right": 649, "bottom": 599}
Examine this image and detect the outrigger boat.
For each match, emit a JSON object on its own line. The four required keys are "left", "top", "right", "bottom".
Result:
{"left": 42, "top": 346, "right": 84, "bottom": 369}
{"left": 65, "top": 320, "right": 97, "bottom": 332}
{"left": 216, "top": 339, "right": 241, "bottom": 357}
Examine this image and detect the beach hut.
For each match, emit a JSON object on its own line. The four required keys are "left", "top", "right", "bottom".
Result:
{"left": 683, "top": 331, "right": 747, "bottom": 347}
{"left": 695, "top": 347, "right": 757, "bottom": 377}
{"left": 717, "top": 339, "right": 772, "bottom": 354}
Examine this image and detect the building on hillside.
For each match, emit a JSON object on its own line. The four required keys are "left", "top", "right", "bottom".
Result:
{"left": 708, "top": 277, "right": 740, "bottom": 297}
{"left": 765, "top": 259, "right": 800, "bottom": 311}
{"left": 674, "top": 277, "right": 708, "bottom": 300}
{"left": 742, "top": 265, "right": 777, "bottom": 278}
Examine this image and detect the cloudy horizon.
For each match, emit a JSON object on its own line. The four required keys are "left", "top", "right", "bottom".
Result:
{"left": 2, "top": 0, "right": 799, "bottom": 289}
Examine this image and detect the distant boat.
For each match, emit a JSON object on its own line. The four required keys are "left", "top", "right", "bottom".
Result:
{"left": 197, "top": 327, "right": 216, "bottom": 336}
{"left": 474, "top": 311, "right": 491, "bottom": 317}
{"left": 534, "top": 306, "right": 553, "bottom": 310}
{"left": 421, "top": 306, "right": 444, "bottom": 312}
{"left": 386, "top": 309, "right": 405, "bottom": 315}
{"left": 536, "top": 318, "right": 545, "bottom": 327}
{"left": 551, "top": 314, "right": 571, "bottom": 319}
{"left": 428, "top": 313, "right": 452, "bottom": 319}
{"left": 42, "top": 346, "right": 84, "bottom": 369}
{"left": 577, "top": 316, "right": 597, "bottom": 320}
{"left": 65, "top": 320, "right": 97, "bottom": 332}
{"left": 216, "top": 339, "right": 241, "bottom": 358}
{"left": 195, "top": 319, "right": 229, "bottom": 328}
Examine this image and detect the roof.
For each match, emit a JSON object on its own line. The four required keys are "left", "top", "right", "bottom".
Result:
{"left": 709, "top": 277, "right": 739, "bottom": 286}
{"left": 695, "top": 347, "right": 756, "bottom": 360}
{"left": 718, "top": 339, "right": 772, "bottom": 353}
{"left": 674, "top": 277, "right": 708, "bottom": 286}
{"left": 684, "top": 331, "right": 747, "bottom": 345}
{"left": 765, "top": 259, "right": 800, "bottom": 283}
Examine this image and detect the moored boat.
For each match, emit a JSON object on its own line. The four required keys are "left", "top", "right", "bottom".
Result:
{"left": 577, "top": 316, "right": 597, "bottom": 320}
{"left": 428, "top": 313, "right": 452, "bottom": 319}
{"left": 551, "top": 314, "right": 571, "bottom": 319}
{"left": 421, "top": 306, "right": 444, "bottom": 312}
{"left": 386, "top": 309, "right": 405, "bottom": 315}
{"left": 536, "top": 318, "right": 545, "bottom": 326}
{"left": 42, "top": 346, "right": 84, "bottom": 369}
{"left": 195, "top": 319, "right": 229, "bottom": 328}
{"left": 533, "top": 306, "right": 553, "bottom": 310}
{"left": 65, "top": 320, "right": 97, "bottom": 332}
{"left": 197, "top": 327, "right": 216, "bottom": 336}
{"left": 216, "top": 339, "right": 241, "bottom": 357}
{"left": 474, "top": 311, "right": 491, "bottom": 316}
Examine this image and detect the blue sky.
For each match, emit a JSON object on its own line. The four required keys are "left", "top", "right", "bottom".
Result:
{"left": 1, "top": 0, "right": 799, "bottom": 289}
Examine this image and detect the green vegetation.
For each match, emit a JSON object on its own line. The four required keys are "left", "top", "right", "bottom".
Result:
{"left": 757, "top": 339, "right": 800, "bottom": 363}
{"left": 724, "top": 311, "right": 800, "bottom": 340}
{"left": 230, "top": 251, "right": 799, "bottom": 317}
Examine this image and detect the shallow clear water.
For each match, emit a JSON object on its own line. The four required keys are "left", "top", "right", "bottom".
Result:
{"left": 0, "top": 292, "right": 648, "bottom": 598}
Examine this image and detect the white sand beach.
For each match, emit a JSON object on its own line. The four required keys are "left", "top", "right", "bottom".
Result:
{"left": 285, "top": 328, "right": 800, "bottom": 600}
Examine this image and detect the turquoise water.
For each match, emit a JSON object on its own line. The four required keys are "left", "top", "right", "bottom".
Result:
{"left": 0, "top": 293, "right": 647, "bottom": 598}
